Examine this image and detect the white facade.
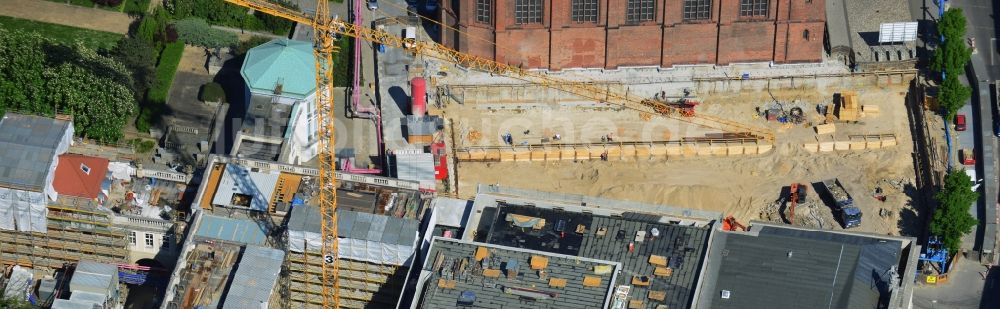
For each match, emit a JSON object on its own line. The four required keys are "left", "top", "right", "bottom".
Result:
{"left": 235, "top": 88, "right": 319, "bottom": 165}
{"left": 114, "top": 215, "right": 177, "bottom": 265}
{"left": 286, "top": 95, "right": 319, "bottom": 165}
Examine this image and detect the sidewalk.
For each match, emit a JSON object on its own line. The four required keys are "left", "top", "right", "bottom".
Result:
{"left": 0, "top": 0, "right": 133, "bottom": 34}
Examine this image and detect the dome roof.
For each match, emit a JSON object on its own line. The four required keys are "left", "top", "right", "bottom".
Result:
{"left": 240, "top": 39, "right": 316, "bottom": 99}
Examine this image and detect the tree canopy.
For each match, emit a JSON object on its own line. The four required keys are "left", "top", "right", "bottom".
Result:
{"left": 172, "top": 18, "right": 238, "bottom": 49}
{"left": 931, "top": 169, "right": 979, "bottom": 254}
{"left": 931, "top": 8, "right": 972, "bottom": 76}
{"left": 164, "top": 0, "right": 295, "bottom": 35}
{"left": 938, "top": 73, "right": 972, "bottom": 120}
{"left": 0, "top": 29, "right": 136, "bottom": 142}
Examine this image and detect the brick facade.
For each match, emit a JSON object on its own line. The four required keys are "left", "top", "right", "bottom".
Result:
{"left": 440, "top": 0, "right": 825, "bottom": 70}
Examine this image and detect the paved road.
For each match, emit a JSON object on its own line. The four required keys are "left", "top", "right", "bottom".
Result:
{"left": 0, "top": 0, "right": 133, "bottom": 34}
{"left": 910, "top": 0, "right": 997, "bottom": 307}
{"left": 951, "top": 0, "right": 999, "bottom": 263}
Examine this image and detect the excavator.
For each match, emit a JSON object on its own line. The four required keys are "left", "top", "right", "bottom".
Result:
{"left": 222, "top": 0, "right": 775, "bottom": 307}
{"left": 722, "top": 216, "right": 746, "bottom": 231}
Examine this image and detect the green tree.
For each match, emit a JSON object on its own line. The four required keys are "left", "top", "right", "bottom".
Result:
{"left": 931, "top": 37, "right": 972, "bottom": 75}
{"left": 931, "top": 8, "right": 972, "bottom": 76}
{"left": 0, "top": 296, "right": 34, "bottom": 309}
{"left": 931, "top": 169, "right": 979, "bottom": 254}
{"left": 136, "top": 7, "right": 170, "bottom": 44}
{"left": 939, "top": 8, "right": 968, "bottom": 41}
{"left": 107, "top": 36, "right": 157, "bottom": 101}
{"left": 172, "top": 18, "right": 238, "bottom": 49}
{"left": 938, "top": 74, "right": 972, "bottom": 119}
{"left": 0, "top": 29, "right": 136, "bottom": 142}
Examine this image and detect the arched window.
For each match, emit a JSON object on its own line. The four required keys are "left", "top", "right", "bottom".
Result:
{"left": 803, "top": 29, "right": 811, "bottom": 40}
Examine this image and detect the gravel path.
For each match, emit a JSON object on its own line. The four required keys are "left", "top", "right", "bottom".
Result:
{"left": 0, "top": 0, "right": 133, "bottom": 34}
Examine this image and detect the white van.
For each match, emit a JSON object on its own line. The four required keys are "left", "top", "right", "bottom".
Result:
{"left": 403, "top": 26, "right": 416, "bottom": 49}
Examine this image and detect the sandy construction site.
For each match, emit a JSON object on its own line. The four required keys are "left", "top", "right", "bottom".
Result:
{"left": 442, "top": 82, "right": 919, "bottom": 236}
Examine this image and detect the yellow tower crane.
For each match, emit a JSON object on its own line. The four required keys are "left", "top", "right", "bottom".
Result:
{"left": 223, "top": 1, "right": 776, "bottom": 308}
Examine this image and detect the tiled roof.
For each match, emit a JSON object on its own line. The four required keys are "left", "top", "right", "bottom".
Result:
{"left": 478, "top": 203, "right": 711, "bottom": 309}
{"left": 419, "top": 238, "right": 618, "bottom": 309}
{"left": 240, "top": 39, "right": 316, "bottom": 99}
{"left": 53, "top": 154, "right": 109, "bottom": 199}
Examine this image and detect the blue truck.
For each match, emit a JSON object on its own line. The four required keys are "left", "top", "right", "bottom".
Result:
{"left": 819, "top": 178, "right": 862, "bottom": 229}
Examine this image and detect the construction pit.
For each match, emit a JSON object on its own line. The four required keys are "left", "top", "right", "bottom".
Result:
{"left": 437, "top": 80, "right": 920, "bottom": 236}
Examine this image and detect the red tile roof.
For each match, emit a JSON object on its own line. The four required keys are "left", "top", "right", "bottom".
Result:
{"left": 53, "top": 154, "right": 109, "bottom": 199}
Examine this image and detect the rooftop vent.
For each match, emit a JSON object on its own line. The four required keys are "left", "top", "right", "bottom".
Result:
{"left": 721, "top": 290, "right": 731, "bottom": 299}
{"left": 80, "top": 163, "right": 91, "bottom": 175}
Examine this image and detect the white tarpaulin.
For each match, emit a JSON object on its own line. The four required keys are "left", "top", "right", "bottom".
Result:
{"left": 337, "top": 238, "right": 415, "bottom": 266}
{"left": 107, "top": 162, "right": 135, "bottom": 180}
{"left": 288, "top": 229, "right": 322, "bottom": 253}
{"left": 45, "top": 124, "right": 74, "bottom": 202}
{"left": 0, "top": 188, "right": 48, "bottom": 232}
{"left": 0, "top": 188, "right": 14, "bottom": 231}
{"left": 431, "top": 197, "right": 469, "bottom": 228}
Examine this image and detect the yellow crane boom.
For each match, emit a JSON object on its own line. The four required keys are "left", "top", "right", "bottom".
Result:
{"left": 225, "top": 0, "right": 774, "bottom": 143}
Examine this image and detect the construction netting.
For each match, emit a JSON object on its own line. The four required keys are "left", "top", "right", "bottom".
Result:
{"left": 0, "top": 188, "right": 48, "bottom": 232}
{"left": 287, "top": 229, "right": 322, "bottom": 254}
{"left": 337, "top": 238, "right": 415, "bottom": 266}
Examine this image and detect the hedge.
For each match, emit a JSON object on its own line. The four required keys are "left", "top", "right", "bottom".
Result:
{"left": 148, "top": 42, "right": 185, "bottom": 104}
{"left": 200, "top": 82, "right": 226, "bottom": 102}
{"left": 138, "top": 41, "right": 184, "bottom": 132}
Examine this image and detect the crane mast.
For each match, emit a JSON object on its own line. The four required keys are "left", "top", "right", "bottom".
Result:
{"left": 311, "top": 0, "right": 341, "bottom": 307}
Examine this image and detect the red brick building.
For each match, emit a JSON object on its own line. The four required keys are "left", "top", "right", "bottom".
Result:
{"left": 440, "top": 0, "right": 826, "bottom": 70}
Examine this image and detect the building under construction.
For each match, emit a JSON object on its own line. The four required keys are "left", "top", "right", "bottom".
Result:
{"left": 0, "top": 114, "right": 130, "bottom": 270}
{"left": 404, "top": 185, "right": 920, "bottom": 309}
{"left": 162, "top": 154, "right": 430, "bottom": 308}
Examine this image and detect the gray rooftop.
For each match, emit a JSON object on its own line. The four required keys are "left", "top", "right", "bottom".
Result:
{"left": 244, "top": 94, "right": 291, "bottom": 139}
{"left": 69, "top": 260, "right": 118, "bottom": 298}
{"left": 696, "top": 226, "right": 905, "bottom": 309}
{"left": 827, "top": 0, "right": 914, "bottom": 63}
{"left": 394, "top": 152, "right": 435, "bottom": 189}
{"left": 0, "top": 114, "right": 71, "bottom": 191}
{"left": 222, "top": 246, "right": 285, "bottom": 309}
{"left": 288, "top": 202, "right": 322, "bottom": 234}
{"left": 419, "top": 238, "right": 618, "bottom": 309}
{"left": 337, "top": 210, "right": 418, "bottom": 246}
{"left": 235, "top": 140, "right": 281, "bottom": 162}
{"left": 404, "top": 115, "right": 442, "bottom": 136}
{"left": 476, "top": 203, "right": 711, "bottom": 309}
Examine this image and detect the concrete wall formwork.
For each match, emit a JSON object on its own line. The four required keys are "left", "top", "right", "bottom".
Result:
{"left": 455, "top": 140, "right": 773, "bottom": 162}
{"left": 802, "top": 134, "right": 899, "bottom": 152}
{"left": 442, "top": 0, "right": 826, "bottom": 70}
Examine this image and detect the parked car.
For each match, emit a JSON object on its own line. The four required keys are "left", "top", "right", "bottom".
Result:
{"left": 994, "top": 121, "right": 1000, "bottom": 137}
{"left": 955, "top": 114, "right": 967, "bottom": 131}
{"left": 425, "top": 0, "right": 437, "bottom": 11}
{"left": 407, "top": 4, "right": 418, "bottom": 16}
{"left": 961, "top": 148, "right": 976, "bottom": 165}
{"left": 367, "top": 0, "right": 378, "bottom": 10}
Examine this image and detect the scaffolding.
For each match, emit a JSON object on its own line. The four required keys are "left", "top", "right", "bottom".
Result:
{"left": 285, "top": 244, "right": 407, "bottom": 308}
{"left": 0, "top": 198, "right": 128, "bottom": 269}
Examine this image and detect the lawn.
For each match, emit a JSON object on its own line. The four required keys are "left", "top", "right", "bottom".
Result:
{"left": 0, "top": 15, "right": 122, "bottom": 50}
{"left": 332, "top": 37, "right": 352, "bottom": 87}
